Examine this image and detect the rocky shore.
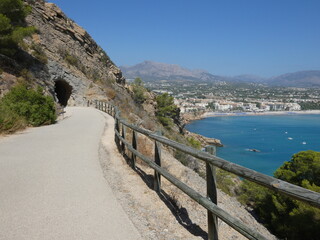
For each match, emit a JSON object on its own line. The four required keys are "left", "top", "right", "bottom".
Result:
{"left": 182, "top": 112, "right": 223, "bottom": 147}
{"left": 186, "top": 130, "right": 223, "bottom": 147}
{"left": 181, "top": 111, "right": 206, "bottom": 124}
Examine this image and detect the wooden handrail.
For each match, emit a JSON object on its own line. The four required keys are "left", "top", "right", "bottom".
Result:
{"left": 95, "top": 101, "right": 320, "bottom": 239}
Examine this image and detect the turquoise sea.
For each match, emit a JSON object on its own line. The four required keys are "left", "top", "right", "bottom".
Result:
{"left": 186, "top": 114, "right": 320, "bottom": 176}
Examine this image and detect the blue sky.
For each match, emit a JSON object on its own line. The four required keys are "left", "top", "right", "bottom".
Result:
{"left": 49, "top": 0, "right": 320, "bottom": 77}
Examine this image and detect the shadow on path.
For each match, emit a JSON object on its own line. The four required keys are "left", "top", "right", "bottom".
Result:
{"left": 122, "top": 153, "right": 208, "bottom": 240}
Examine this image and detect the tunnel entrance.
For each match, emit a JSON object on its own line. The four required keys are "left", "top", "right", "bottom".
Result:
{"left": 54, "top": 80, "right": 72, "bottom": 106}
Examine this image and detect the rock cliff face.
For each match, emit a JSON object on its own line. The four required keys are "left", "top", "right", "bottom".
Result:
{"left": 1, "top": 0, "right": 125, "bottom": 105}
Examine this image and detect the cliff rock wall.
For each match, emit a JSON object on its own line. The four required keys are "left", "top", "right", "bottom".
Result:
{"left": 18, "top": 0, "right": 125, "bottom": 105}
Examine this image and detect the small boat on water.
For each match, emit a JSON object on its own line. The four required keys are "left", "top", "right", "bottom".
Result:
{"left": 288, "top": 137, "right": 293, "bottom": 140}
{"left": 302, "top": 141, "right": 307, "bottom": 145}
{"left": 249, "top": 149, "right": 261, "bottom": 152}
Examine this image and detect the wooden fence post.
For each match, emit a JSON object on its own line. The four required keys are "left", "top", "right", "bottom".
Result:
{"left": 154, "top": 136, "right": 162, "bottom": 192}
{"left": 115, "top": 117, "right": 120, "bottom": 149}
{"left": 121, "top": 124, "right": 126, "bottom": 155}
{"left": 131, "top": 130, "right": 137, "bottom": 170}
{"left": 205, "top": 145, "right": 218, "bottom": 240}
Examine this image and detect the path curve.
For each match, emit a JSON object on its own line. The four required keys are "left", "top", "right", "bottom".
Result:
{"left": 0, "top": 107, "right": 141, "bottom": 240}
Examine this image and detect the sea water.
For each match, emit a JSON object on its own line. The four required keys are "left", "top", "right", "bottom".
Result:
{"left": 186, "top": 114, "right": 320, "bottom": 176}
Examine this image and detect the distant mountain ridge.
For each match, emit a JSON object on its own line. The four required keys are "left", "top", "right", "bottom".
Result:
{"left": 120, "top": 61, "right": 320, "bottom": 87}
{"left": 269, "top": 70, "right": 320, "bottom": 87}
{"left": 120, "top": 61, "right": 223, "bottom": 82}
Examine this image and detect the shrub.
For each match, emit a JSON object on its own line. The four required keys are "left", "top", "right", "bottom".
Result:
{"left": 132, "top": 77, "right": 146, "bottom": 104}
{"left": 187, "top": 137, "right": 201, "bottom": 149}
{"left": 216, "top": 169, "right": 239, "bottom": 196}
{"left": 19, "top": 68, "right": 33, "bottom": 82}
{"left": 106, "top": 87, "right": 116, "bottom": 100}
{"left": 0, "top": 105, "right": 27, "bottom": 133}
{"left": 65, "top": 54, "right": 79, "bottom": 66}
{"left": 156, "top": 92, "right": 180, "bottom": 127}
{"left": 62, "top": 51, "right": 87, "bottom": 75}
{"left": 0, "top": 84, "right": 56, "bottom": 133}
{"left": 238, "top": 150, "right": 320, "bottom": 239}
{"left": 31, "top": 43, "right": 48, "bottom": 64}
{"left": 0, "top": 0, "right": 35, "bottom": 56}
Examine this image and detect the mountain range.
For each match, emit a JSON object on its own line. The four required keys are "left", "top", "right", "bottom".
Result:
{"left": 120, "top": 61, "right": 320, "bottom": 88}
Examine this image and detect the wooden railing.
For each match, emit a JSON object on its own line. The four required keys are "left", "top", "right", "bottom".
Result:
{"left": 95, "top": 100, "right": 320, "bottom": 240}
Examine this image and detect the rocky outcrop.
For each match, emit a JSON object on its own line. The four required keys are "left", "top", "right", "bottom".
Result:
{"left": 181, "top": 111, "right": 206, "bottom": 124}
{"left": 47, "top": 60, "right": 88, "bottom": 105}
{"left": 27, "top": 1, "right": 124, "bottom": 82}
{"left": 1, "top": 0, "right": 126, "bottom": 106}
{"left": 186, "top": 130, "right": 223, "bottom": 147}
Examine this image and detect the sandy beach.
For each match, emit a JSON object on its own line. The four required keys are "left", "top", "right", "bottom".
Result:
{"left": 203, "top": 110, "right": 320, "bottom": 117}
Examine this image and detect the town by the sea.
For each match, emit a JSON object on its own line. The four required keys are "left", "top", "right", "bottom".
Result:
{"left": 186, "top": 114, "right": 320, "bottom": 176}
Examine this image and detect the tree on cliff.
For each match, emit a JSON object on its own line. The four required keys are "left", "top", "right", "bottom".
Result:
{"left": 156, "top": 93, "right": 180, "bottom": 127}
{"left": 132, "top": 77, "right": 147, "bottom": 104}
{"left": 239, "top": 150, "right": 320, "bottom": 239}
{"left": 0, "top": 0, "right": 35, "bottom": 56}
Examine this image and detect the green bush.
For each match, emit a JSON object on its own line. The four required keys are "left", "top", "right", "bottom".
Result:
{"left": 216, "top": 169, "right": 238, "bottom": 196}
{"left": 187, "top": 137, "right": 201, "bottom": 149}
{"left": 0, "top": 105, "right": 27, "bottom": 133}
{"left": 238, "top": 150, "right": 320, "bottom": 239}
{"left": 0, "top": 84, "right": 56, "bottom": 133}
{"left": 19, "top": 68, "right": 33, "bottom": 82}
{"left": 0, "top": 0, "right": 35, "bottom": 56}
{"left": 132, "top": 77, "right": 146, "bottom": 104}
{"left": 31, "top": 43, "right": 47, "bottom": 64}
{"left": 156, "top": 92, "right": 180, "bottom": 127}
{"left": 65, "top": 54, "right": 79, "bottom": 66}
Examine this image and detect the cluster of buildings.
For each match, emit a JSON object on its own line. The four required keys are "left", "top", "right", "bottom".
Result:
{"left": 175, "top": 99, "right": 301, "bottom": 113}
{"left": 213, "top": 101, "right": 301, "bottom": 112}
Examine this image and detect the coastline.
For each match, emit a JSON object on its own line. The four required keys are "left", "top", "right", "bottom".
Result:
{"left": 182, "top": 109, "right": 320, "bottom": 148}
{"left": 182, "top": 112, "right": 206, "bottom": 124}
{"left": 203, "top": 110, "right": 320, "bottom": 118}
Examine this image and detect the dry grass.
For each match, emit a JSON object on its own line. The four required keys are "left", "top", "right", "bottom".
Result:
{"left": 105, "top": 87, "right": 116, "bottom": 100}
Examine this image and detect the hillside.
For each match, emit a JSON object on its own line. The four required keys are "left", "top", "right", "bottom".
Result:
{"left": 121, "top": 61, "right": 320, "bottom": 87}
{"left": 269, "top": 70, "right": 320, "bottom": 87}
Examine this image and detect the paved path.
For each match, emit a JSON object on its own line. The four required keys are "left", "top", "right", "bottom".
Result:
{"left": 0, "top": 107, "right": 141, "bottom": 240}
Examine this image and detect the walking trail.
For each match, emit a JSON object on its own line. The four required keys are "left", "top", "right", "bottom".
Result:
{"left": 0, "top": 107, "right": 141, "bottom": 240}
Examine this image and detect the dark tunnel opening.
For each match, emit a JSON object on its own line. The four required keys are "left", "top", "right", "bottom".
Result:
{"left": 54, "top": 80, "right": 72, "bottom": 107}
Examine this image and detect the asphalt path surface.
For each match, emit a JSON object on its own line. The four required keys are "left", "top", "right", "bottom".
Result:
{"left": 0, "top": 107, "right": 141, "bottom": 240}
